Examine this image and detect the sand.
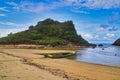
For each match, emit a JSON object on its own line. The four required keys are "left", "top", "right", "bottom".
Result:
{"left": 0, "top": 52, "right": 67, "bottom": 80}
{"left": 0, "top": 48, "right": 120, "bottom": 80}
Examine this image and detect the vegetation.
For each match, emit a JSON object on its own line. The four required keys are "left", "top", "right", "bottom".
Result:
{"left": 0, "top": 18, "right": 89, "bottom": 46}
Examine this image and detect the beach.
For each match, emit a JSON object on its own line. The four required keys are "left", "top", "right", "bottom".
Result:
{"left": 0, "top": 48, "right": 120, "bottom": 80}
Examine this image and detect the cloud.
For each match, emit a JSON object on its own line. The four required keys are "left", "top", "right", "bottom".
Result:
{"left": 66, "top": 0, "right": 78, "bottom": 2}
{"left": 0, "top": 14, "right": 6, "bottom": 16}
{"left": 100, "top": 24, "right": 109, "bottom": 29}
{"left": 75, "top": 10, "right": 89, "bottom": 14}
{"left": 0, "top": 21, "right": 24, "bottom": 27}
{"left": 0, "top": 7, "right": 9, "bottom": 12}
{"left": 108, "top": 12, "right": 120, "bottom": 23}
{"left": 6, "top": 0, "right": 120, "bottom": 13}
{"left": 0, "top": 7, "right": 9, "bottom": 17}
{"left": 106, "top": 33, "right": 115, "bottom": 38}
{"left": 65, "top": 0, "right": 120, "bottom": 9}
{"left": 99, "top": 24, "right": 119, "bottom": 32}
{"left": 94, "top": 35, "right": 99, "bottom": 39}
{"left": 0, "top": 21, "right": 30, "bottom": 37}
{"left": 0, "top": 22, "right": 28, "bottom": 37}
{"left": 98, "top": 12, "right": 119, "bottom": 32}
{"left": 0, "top": 28, "right": 27, "bottom": 37}
{"left": 0, "top": 7, "right": 10, "bottom": 16}
{"left": 84, "top": 0, "right": 120, "bottom": 9}
{"left": 71, "top": 7, "right": 89, "bottom": 14}
{"left": 75, "top": 19, "right": 119, "bottom": 43}
{"left": 95, "top": 27, "right": 106, "bottom": 34}
{"left": 7, "top": 1, "right": 56, "bottom": 13}
{"left": 108, "top": 27, "right": 118, "bottom": 31}
{"left": 6, "top": 2, "right": 19, "bottom": 10}
{"left": 82, "top": 33, "right": 93, "bottom": 39}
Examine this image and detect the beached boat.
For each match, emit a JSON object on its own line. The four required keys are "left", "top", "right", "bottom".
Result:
{"left": 44, "top": 52, "right": 76, "bottom": 58}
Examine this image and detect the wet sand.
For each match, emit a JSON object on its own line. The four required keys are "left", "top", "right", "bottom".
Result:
{"left": 0, "top": 48, "right": 120, "bottom": 80}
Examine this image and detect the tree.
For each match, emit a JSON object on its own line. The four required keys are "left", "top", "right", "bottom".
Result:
{"left": 29, "top": 25, "right": 34, "bottom": 30}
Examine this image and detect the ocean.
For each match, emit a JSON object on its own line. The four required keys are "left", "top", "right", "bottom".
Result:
{"left": 75, "top": 44, "right": 120, "bottom": 67}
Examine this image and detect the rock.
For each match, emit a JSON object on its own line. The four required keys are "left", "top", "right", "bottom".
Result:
{"left": 98, "top": 44, "right": 103, "bottom": 47}
{"left": 113, "top": 38, "right": 120, "bottom": 46}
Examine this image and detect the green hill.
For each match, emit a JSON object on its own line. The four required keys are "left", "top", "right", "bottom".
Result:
{"left": 0, "top": 18, "right": 89, "bottom": 46}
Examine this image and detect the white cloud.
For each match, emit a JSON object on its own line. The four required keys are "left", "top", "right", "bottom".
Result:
{"left": 106, "top": 33, "right": 115, "bottom": 38}
{"left": 0, "top": 7, "right": 9, "bottom": 17}
{"left": 84, "top": 0, "right": 120, "bottom": 9}
{"left": 96, "top": 27, "right": 105, "bottom": 32}
{"left": 0, "top": 7, "right": 9, "bottom": 12}
{"left": 6, "top": 0, "right": 120, "bottom": 14}
{"left": 0, "top": 14, "right": 6, "bottom": 16}
{"left": 71, "top": 8, "right": 89, "bottom": 14}
{"left": 94, "top": 35, "right": 99, "bottom": 39}
{"left": 66, "top": 0, "right": 77, "bottom": 2}
{"left": 0, "top": 28, "right": 27, "bottom": 37}
{"left": 0, "top": 21, "right": 32, "bottom": 37}
{"left": 6, "top": 2, "right": 19, "bottom": 10}
{"left": 82, "top": 33, "right": 93, "bottom": 39}
{"left": 0, "top": 22, "right": 24, "bottom": 27}
{"left": 66, "top": 0, "right": 120, "bottom": 9}
{"left": 7, "top": 1, "right": 56, "bottom": 13}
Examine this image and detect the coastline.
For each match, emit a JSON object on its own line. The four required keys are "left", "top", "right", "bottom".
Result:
{"left": 0, "top": 48, "right": 120, "bottom": 80}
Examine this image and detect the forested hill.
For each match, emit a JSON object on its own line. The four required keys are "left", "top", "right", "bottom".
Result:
{"left": 0, "top": 18, "right": 89, "bottom": 46}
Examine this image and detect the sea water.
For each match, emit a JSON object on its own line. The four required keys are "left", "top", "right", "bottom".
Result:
{"left": 75, "top": 44, "right": 120, "bottom": 67}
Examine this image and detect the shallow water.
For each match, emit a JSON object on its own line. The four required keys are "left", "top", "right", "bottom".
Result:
{"left": 75, "top": 45, "right": 120, "bottom": 67}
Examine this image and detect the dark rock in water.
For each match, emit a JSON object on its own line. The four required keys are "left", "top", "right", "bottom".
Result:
{"left": 102, "top": 48, "right": 104, "bottom": 50}
{"left": 98, "top": 44, "right": 103, "bottom": 47}
{"left": 113, "top": 38, "right": 120, "bottom": 46}
{"left": 92, "top": 46, "right": 96, "bottom": 49}
{"left": 88, "top": 44, "right": 96, "bottom": 48}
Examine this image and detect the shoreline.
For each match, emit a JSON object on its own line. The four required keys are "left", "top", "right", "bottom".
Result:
{"left": 0, "top": 44, "right": 91, "bottom": 50}
{"left": 75, "top": 59, "right": 120, "bottom": 69}
{"left": 0, "top": 48, "right": 120, "bottom": 80}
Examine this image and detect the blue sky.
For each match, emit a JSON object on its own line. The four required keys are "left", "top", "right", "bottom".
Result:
{"left": 0, "top": 0, "right": 120, "bottom": 43}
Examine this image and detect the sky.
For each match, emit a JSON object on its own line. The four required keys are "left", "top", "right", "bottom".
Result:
{"left": 0, "top": 0, "right": 120, "bottom": 44}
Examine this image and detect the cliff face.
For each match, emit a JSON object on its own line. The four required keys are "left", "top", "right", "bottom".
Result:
{"left": 0, "top": 18, "right": 89, "bottom": 46}
{"left": 113, "top": 38, "right": 120, "bottom": 46}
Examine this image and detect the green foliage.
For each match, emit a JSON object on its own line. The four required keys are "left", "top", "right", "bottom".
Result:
{"left": 0, "top": 18, "right": 88, "bottom": 46}
{"left": 29, "top": 25, "right": 34, "bottom": 30}
{"left": 35, "top": 38, "right": 67, "bottom": 46}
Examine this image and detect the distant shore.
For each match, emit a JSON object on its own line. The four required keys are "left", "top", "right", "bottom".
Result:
{"left": 0, "top": 48, "right": 120, "bottom": 80}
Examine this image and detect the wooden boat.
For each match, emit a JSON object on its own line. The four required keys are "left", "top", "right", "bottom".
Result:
{"left": 44, "top": 52, "right": 76, "bottom": 58}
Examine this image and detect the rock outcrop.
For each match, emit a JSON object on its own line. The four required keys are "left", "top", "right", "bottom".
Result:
{"left": 113, "top": 38, "right": 120, "bottom": 46}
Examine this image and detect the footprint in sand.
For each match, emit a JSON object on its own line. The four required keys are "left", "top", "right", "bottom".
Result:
{"left": 1, "top": 75, "right": 7, "bottom": 78}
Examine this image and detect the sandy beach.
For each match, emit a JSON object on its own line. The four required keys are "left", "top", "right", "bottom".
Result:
{"left": 0, "top": 48, "right": 120, "bottom": 80}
